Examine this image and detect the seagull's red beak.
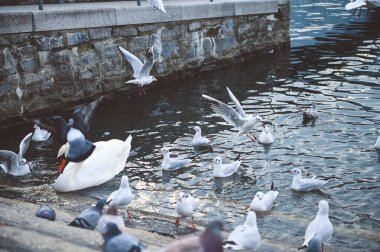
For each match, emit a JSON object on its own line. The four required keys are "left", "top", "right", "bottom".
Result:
{"left": 58, "top": 158, "right": 66, "bottom": 174}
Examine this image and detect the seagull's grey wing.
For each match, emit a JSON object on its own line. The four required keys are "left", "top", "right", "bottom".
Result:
{"left": 138, "top": 46, "right": 154, "bottom": 78}
{"left": 148, "top": 0, "right": 167, "bottom": 13}
{"left": 118, "top": 46, "right": 143, "bottom": 78}
{"left": 226, "top": 87, "right": 247, "bottom": 118}
{"left": 18, "top": 132, "right": 32, "bottom": 163}
{"left": 202, "top": 94, "right": 246, "bottom": 128}
{"left": 72, "top": 96, "right": 103, "bottom": 136}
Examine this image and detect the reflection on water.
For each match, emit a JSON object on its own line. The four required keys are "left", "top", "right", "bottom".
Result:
{"left": 0, "top": 0, "right": 379, "bottom": 250}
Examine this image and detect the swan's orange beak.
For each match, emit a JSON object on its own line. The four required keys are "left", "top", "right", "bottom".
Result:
{"left": 58, "top": 158, "right": 66, "bottom": 174}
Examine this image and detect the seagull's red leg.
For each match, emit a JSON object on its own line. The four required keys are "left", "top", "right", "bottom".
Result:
{"left": 191, "top": 216, "right": 196, "bottom": 230}
{"left": 127, "top": 210, "right": 133, "bottom": 219}
{"left": 247, "top": 133, "right": 256, "bottom": 141}
{"left": 175, "top": 217, "right": 180, "bottom": 225}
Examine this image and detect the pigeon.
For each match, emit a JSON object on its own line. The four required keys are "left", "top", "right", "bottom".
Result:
{"left": 303, "top": 101, "right": 319, "bottom": 122}
{"left": 202, "top": 87, "right": 262, "bottom": 141}
{"left": 118, "top": 45, "right": 156, "bottom": 95}
{"left": 224, "top": 211, "right": 261, "bottom": 251}
{"left": 162, "top": 220, "right": 224, "bottom": 252}
{"left": 289, "top": 168, "right": 329, "bottom": 191}
{"left": 0, "top": 132, "right": 33, "bottom": 176}
{"left": 37, "top": 96, "right": 103, "bottom": 173}
{"left": 299, "top": 200, "right": 333, "bottom": 251}
{"left": 250, "top": 182, "right": 279, "bottom": 211}
{"left": 96, "top": 205, "right": 125, "bottom": 236}
{"left": 36, "top": 205, "right": 56, "bottom": 221}
{"left": 175, "top": 192, "right": 199, "bottom": 228}
{"left": 103, "top": 222, "right": 145, "bottom": 252}
{"left": 69, "top": 199, "right": 106, "bottom": 230}
{"left": 161, "top": 147, "right": 191, "bottom": 171}
{"left": 212, "top": 155, "right": 241, "bottom": 178}
{"left": 192, "top": 126, "right": 211, "bottom": 147}
{"left": 106, "top": 175, "right": 136, "bottom": 219}
{"left": 31, "top": 124, "right": 51, "bottom": 142}
{"left": 258, "top": 124, "right": 275, "bottom": 145}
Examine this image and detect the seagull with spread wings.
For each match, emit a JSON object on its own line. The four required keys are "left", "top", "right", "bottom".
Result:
{"left": 118, "top": 46, "right": 156, "bottom": 95}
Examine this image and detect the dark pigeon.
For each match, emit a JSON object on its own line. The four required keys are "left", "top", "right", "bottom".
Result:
{"left": 103, "top": 222, "right": 145, "bottom": 252}
{"left": 69, "top": 199, "right": 106, "bottom": 230}
{"left": 36, "top": 205, "right": 56, "bottom": 221}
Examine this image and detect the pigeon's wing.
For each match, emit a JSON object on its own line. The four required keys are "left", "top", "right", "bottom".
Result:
{"left": 226, "top": 87, "right": 247, "bottom": 118}
{"left": 148, "top": 0, "right": 167, "bottom": 13}
{"left": 118, "top": 46, "right": 143, "bottom": 78}
{"left": 18, "top": 132, "right": 33, "bottom": 163}
{"left": 202, "top": 94, "right": 246, "bottom": 128}
{"left": 138, "top": 46, "right": 154, "bottom": 78}
{"left": 76, "top": 208, "right": 101, "bottom": 229}
{"left": 72, "top": 96, "right": 103, "bottom": 136}
{"left": 37, "top": 116, "right": 70, "bottom": 143}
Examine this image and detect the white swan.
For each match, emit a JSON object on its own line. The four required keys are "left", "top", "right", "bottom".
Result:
{"left": 54, "top": 135, "right": 132, "bottom": 192}
{"left": 258, "top": 124, "right": 274, "bottom": 145}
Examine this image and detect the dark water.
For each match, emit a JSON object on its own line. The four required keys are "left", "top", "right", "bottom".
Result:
{"left": 1, "top": 0, "right": 380, "bottom": 251}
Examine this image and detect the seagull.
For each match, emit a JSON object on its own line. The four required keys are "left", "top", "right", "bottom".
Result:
{"left": 103, "top": 222, "right": 145, "bottom": 252}
{"left": 192, "top": 126, "right": 211, "bottom": 147}
{"left": 96, "top": 205, "right": 125, "bottom": 236}
{"left": 250, "top": 182, "right": 279, "bottom": 212}
{"left": 258, "top": 124, "right": 275, "bottom": 145}
{"left": 0, "top": 132, "right": 33, "bottom": 176}
{"left": 118, "top": 45, "right": 156, "bottom": 95}
{"left": 303, "top": 101, "right": 319, "bottom": 122}
{"left": 202, "top": 87, "right": 262, "bottom": 141}
{"left": 212, "top": 155, "right": 241, "bottom": 178}
{"left": 374, "top": 129, "right": 380, "bottom": 157}
{"left": 289, "top": 168, "right": 329, "bottom": 191}
{"left": 35, "top": 205, "right": 56, "bottom": 221}
{"left": 162, "top": 220, "right": 224, "bottom": 252}
{"left": 31, "top": 124, "right": 51, "bottom": 142}
{"left": 224, "top": 211, "right": 261, "bottom": 251}
{"left": 37, "top": 96, "right": 103, "bottom": 173}
{"left": 148, "top": 0, "right": 169, "bottom": 16}
{"left": 106, "top": 175, "right": 136, "bottom": 219}
{"left": 299, "top": 200, "right": 333, "bottom": 251}
{"left": 345, "top": 0, "right": 367, "bottom": 16}
{"left": 161, "top": 147, "right": 191, "bottom": 171}
{"left": 69, "top": 199, "right": 106, "bottom": 230}
{"left": 175, "top": 191, "right": 199, "bottom": 228}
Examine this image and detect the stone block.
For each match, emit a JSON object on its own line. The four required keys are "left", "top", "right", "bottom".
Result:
{"left": 113, "top": 26, "right": 138, "bottom": 37}
{"left": 234, "top": 0, "right": 278, "bottom": 15}
{"left": 0, "top": 37, "right": 11, "bottom": 46}
{"left": 10, "top": 34, "right": 30, "bottom": 44}
{"left": 161, "top": 42, "right": 179, "bottom": 59}
{"left": 127, "top": 35, "right": 150, "bottom": 51}
{"left": 215, "top": 35, "right": 237, "bottom": 53}
{"left": 0, "top": 80, "right": 10, "bottom": 97}
{"left": 161, "top": 25, "right": 186, "bottom": 42}
{"left": 0, "top": 12, "right": 33, "bottom": 34}
{"left": 78, "top": 70, "right": 93, "bottom": 80}
{"left": 17, "top": 45, "right": 36, "bottom": 59}
{"left": 33, "top": 35, "right": 64, "bottom": 51}
{"left": 24, "top": 72, "right": 44, "bottom": 85}
{"left": 181, "top": 3, "right": 234, "bottom": 20}
{"left": 89, "top": 28, "right": 112, "bottom": 40}
{"left": 20, "top": 57, "right": 38, "bottom": 72}
{"left": 138, "top": 25, "right": 157, "bottom": 33}
{"left": 222, "top": 19, "right": 235, "bottom": 34}
{"left": 67, "top": 32, "right": 89, "bottom": 46}
{"left": 237, "top": 23, "right": 252, "bottom": 36}
{"left": 0, "top": 48, "right": 17, "bottom": 77}
{"left": 188, "top": 22, "right": 202, "bottom": 32}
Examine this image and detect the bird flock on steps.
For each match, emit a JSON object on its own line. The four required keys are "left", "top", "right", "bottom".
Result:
{"left": 1, "top": 2, "right": 380, "bottom": 250}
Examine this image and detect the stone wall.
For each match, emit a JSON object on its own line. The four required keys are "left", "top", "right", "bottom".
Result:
{"left": 0, "top": 1, "right": 290, "bottom": 126}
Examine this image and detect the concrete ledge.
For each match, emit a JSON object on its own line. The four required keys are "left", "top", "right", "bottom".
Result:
{"left": 0, "top": 0, "right": 287, "bottom": 34}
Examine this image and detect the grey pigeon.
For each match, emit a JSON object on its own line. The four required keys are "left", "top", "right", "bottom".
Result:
{"left": 36, "top": 205, "right": 56, "bottom": 221}
{"left": 162, "top": 220, "right": 224, "bottom": 252}
{"left": 103, "top": 222, "right": 145, "bottom": 252}
{"left": 69, "top": 199, "right": 106, "bottom": 230}
{"left": 304, "top": 234, "right": 322, "bottom": 252}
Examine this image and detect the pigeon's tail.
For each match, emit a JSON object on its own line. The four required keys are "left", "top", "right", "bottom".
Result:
{"left": 69, "top": 218, "right": 94, "bottom": 230}
{"left": 223, "top": 240, "right": 243, "bottom": 250}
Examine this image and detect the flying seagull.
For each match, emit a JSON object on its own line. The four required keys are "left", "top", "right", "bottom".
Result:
{"left": 202, "top": 87, "right": 262, "bottom": 141}
{"left": 118, "top": 45, "right": 156, "bottom": 95}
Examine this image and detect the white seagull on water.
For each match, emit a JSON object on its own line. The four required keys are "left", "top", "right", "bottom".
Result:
{"left": 289, "top": 168, "right": 329, "bottom": 191}
{"left": 299, "top": 200, "right": 333, "bottom": 251}
{"left": 31, "top": 124, "right": 51, "bottom": 142}
{"left": 118, "top": 45, "right": 156, "bottom": 95}
{"left": 224, "top": 211, "right": 261, "bottom": 251}
{"left": 212, "top": 155, "right": 242, "bottom": 178}
{"left": 202, "top": 87, "right": 262, "bottom": 141}
{"left": 161, "top": 147, "right": 191, "bottom": 171}
{"left": 249, "top": 182, "right": 279, "bottom": 212}
{"left": 0, "top": 132, "right": 33, "bottom": 176}
{"left": 258, "top": 124, "right": 275, "bottom": 145}
{"left": 303, "top": 101, "right": 319, "bottom": 122}
{"left": 192, "top": 126, "right": 211, "bottom": 147}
